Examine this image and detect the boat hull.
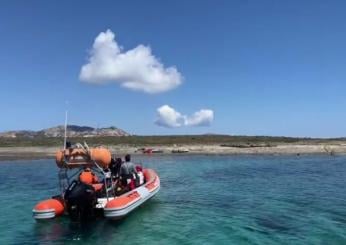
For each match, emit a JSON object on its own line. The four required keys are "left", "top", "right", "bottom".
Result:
{"left": 104, "top": 169, "right": 160, "bottom": 220}
{"left": 32, "top": 169, "right": 160, "bottom": 220}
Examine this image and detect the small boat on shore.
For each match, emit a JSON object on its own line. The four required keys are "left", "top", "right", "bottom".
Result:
{"left": 172, "top": 148, "right": 189, "bottom": 153}
{"left": 32, "top": 142, "right": 160, "bottom": 221}
{"left": 141, "top": 148, "right": 164, "bottom": 154}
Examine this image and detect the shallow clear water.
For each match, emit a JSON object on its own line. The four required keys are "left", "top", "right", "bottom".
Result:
{"left": 1, "top": 154, "right": 346, "bottom": 244}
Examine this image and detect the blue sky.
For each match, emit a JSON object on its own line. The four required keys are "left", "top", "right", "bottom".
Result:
{"left": 0, "top": 1, "right": 346, "bottom": 137}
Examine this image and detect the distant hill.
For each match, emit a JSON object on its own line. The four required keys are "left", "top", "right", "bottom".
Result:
{"left": 0, "top": 125, "right": 130, "bottom": 138}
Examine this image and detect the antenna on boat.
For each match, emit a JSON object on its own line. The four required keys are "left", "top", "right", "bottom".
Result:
{"left": 63, "top": 109, "right": 68, "bottom": 150}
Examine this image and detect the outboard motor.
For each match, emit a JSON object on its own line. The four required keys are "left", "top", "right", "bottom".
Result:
{"left": 64, "top": 180, "right": 97, "bottom": 221}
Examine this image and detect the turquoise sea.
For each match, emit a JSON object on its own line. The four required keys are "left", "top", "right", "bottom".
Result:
{"left": 1, "top": 154, "right": 346, "bottom": 244}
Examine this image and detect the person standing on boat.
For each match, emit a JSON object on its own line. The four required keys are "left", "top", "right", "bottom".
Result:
{"left": 120, "top": 154, "right": 137, "bottom": 190}
{"left": 110, "top": 157, "right": 122, "bottom": 179}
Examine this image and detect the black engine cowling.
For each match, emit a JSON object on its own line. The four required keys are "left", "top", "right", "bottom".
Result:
{"left": 64, "top": 180, "right": 97, "bottom": 221}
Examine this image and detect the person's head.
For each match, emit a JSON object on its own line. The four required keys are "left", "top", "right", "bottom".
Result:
{"left": 116, "top": 158, "right": 122, "bottom": 164}
{"left": 84, "top": 167, "right": 91, "bottom": 172}
{"left": 125, "top": 154, "right": 131, "bottom": 162}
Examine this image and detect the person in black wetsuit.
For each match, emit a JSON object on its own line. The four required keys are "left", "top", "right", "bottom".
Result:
{"left": 110, "top": 157, "right": 122, "bottom": 179}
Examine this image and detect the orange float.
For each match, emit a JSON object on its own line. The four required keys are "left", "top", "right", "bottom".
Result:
{"left": 33, "top": 198, "right": 65, "bottom": 219}
{"left": 55, "top": 147, "right": 111, "bottom": 169}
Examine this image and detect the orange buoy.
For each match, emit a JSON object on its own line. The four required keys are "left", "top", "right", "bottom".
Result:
{"left": 90, "top": 148, "right": 112, "bottom": 168}
{"left": 79, "top": 169, "right": 99, "bottom": 185}
{"left": 55, "top": 147, "right": 111, "bottom": 168}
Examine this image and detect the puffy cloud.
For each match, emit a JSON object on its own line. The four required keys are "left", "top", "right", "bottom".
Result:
{"left": 155, "top": 105, "right": 214, "bottom": 128}
{"left": 155, "top": 105, "right": 185, "bottom": 128}
{"left": 79, "top": 30, "right": 182, "bottom": 93}
{"left": 185, "top": 109, "right": 214, "bottom": 126}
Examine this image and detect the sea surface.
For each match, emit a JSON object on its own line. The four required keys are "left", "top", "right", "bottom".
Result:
{"left": 1, "top": 154, "right": 346, "bottom": 244}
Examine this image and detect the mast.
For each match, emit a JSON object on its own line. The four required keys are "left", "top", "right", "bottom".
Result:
{"left": 63, "top": 110, "right": 68, "bottom": 149}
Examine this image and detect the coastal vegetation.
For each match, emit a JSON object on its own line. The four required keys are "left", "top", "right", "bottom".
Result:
{"left": 0, "top": 135, "right": 345, "bottom": 147}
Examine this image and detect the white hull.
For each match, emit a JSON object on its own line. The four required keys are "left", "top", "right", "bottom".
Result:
{"left": 104, "top": 185, "right": 160, "bottom": 219}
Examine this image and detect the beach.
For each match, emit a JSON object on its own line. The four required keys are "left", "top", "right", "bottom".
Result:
{"left": 1, "top": 143, "right": 346, "bottom": 161}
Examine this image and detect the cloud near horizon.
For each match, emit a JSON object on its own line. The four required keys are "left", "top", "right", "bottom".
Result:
{"left": 79, "top": 30, "right": 183, "bottom": 93}
{"left": 155, "top": 105, "right": 214, "bottom": 128}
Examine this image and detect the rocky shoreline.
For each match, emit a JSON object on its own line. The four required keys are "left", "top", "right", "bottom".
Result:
{"left": 1, "top": 143, "right": 346, "bottom": 161}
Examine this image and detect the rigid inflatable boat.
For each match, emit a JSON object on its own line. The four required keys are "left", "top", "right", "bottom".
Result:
{"left": 32, "top": 142, "right": 160, "bottom": 221}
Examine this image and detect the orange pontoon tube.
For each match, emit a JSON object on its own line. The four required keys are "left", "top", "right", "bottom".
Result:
{"left": 104, "top": 169, "right": 160, "bottom": 220}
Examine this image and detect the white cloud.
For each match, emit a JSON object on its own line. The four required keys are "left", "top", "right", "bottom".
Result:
{"left": 155, "top": 105, "right": 214, "bottom": 128}
{"left": 155, "top": 105, "right": 185, "bottom": 128}
{"left": 79, "top": 30, "right": 183, "bottom": 93}
{"left": 185, "top": 109, "right": 214, "bottom": 126}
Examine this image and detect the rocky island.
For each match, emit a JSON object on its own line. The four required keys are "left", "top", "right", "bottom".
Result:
{"left": 0, "top": 125, "right": 346, "bottom": 160}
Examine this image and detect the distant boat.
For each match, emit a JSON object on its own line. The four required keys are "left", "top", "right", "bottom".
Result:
{"left": 172, "top": 148, "right": 189, "bottom": 153}
{"left": 152, "top": 149, "right": 164, "bottom": 153}
{"left": 142, "top": 148, "right": 164, "bottom": 154}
